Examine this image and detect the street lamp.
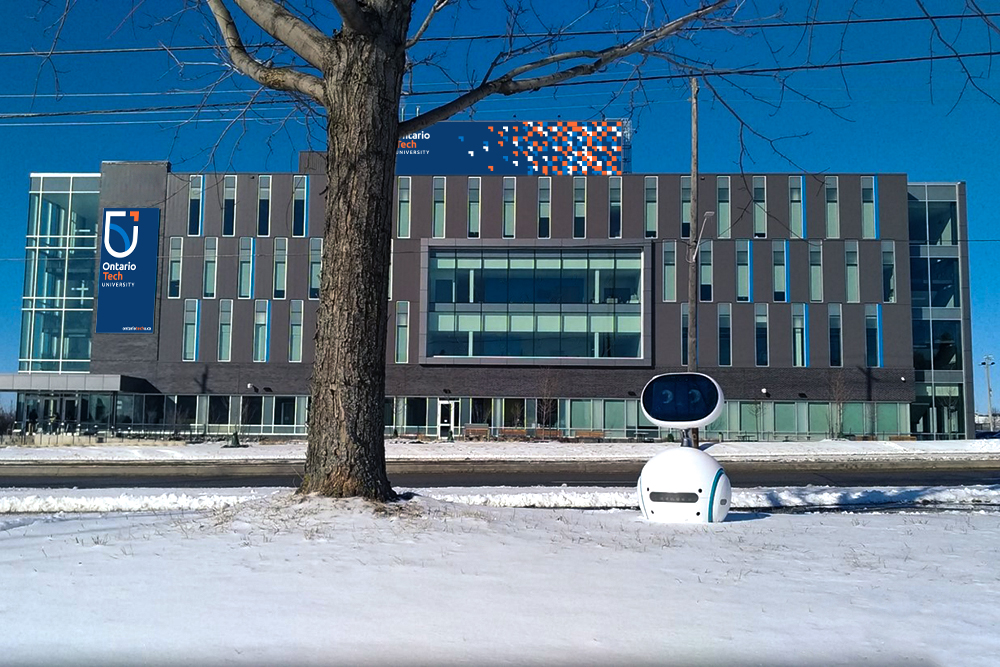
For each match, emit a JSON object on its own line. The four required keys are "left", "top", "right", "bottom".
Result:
{"left": 982, "top": 356, "right": 995, "bottom": 431}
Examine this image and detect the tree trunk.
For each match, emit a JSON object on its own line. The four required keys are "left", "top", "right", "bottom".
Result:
{"left": 299, "top": 8, "right": 410, "bottom": 500}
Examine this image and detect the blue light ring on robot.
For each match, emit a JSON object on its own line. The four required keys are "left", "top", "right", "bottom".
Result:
{"left": 707, "top": 468, "right": 725, "bottom": 522}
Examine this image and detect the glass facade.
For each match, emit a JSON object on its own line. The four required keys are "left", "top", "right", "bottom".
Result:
{"left": 426, "top": 248, "right": 643, "bottom": 359}
{"left": 20, "top": 174, "right": 100, "bottom": 373}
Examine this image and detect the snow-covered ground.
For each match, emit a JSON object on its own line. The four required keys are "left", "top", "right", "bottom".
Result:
{"left": 1, "top": 491, "right": 998, "bottom": 666}
{"left": 2, "top": 437, "right": 999, "bottom": 462}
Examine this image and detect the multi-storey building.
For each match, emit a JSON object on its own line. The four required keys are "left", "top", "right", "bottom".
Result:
{"left": 0, "top": 134, "right": 975, "bottom": 440}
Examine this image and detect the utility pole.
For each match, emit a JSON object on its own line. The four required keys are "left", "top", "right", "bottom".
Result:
{"left": 687, "top": 76, "right": 699, "bottom": 447}
{"left": 983, "top": 355, "right": 996, "bottom": 431}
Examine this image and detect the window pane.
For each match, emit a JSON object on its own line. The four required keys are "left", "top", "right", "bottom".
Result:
{"left": 433, "top": 176, "right": 446, "bottom": 238}
{"left": 644, "top": 176, "right": 657, "bottom": 238}
{"left": 755, "top": 303, "right": 768, "bottom": 366}
{"left": 537, "top": 177, "right": 550, "bottom": 239}
{"left": 292, "top": 175, "right": 307, "bottom": 237}
{"left": 573, "top": 177, "right": 586, "bottom": 238}
{"left": 663, "top": 242, "right": 676, "bottom": 302}
{"left": 397, "top": 177, "right": 411, "bottom": 238}
{"left": 788, "top": 176, "right": 803, "bottom": 238}
{"left": 825, "top": 176, "right": 839, "bottom": 238}
{"left": 861, "top": 176, "right": 876, "bottom": 238}
{"left": 257, "top": 175, "right": 271, "bottom": 236}
{"left": 680, "top": 176, "right": 691, "bottom": 238}
{"left": 502, "top": 177, "right": 515, "bottom": 239}
{"left": 717, "top": 176, "right": 730, "bottom": 239}
{"left": 718, "top": 303, "right": 731, "bottom": 366}
{"left": 609, "top": 176, "right": 622, "bottom": 238}
{"left": 188, "top": 175, "right": 202, "bottom": 236}
{"left": 753, "top": 176, "right": 766, "bottom": 238}
{"left": 468, "top": 177, "right": 481, "bottom": 239}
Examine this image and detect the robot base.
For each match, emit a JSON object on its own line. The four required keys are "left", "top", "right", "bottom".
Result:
{"left": 637, "top": 447, "right": 732, "bottom": 524}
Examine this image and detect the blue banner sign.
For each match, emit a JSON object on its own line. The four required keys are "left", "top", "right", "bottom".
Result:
{"left": 95, "top": 208, "right": 160, "bottom": 333}
{"left": 396, "top": 120, "right": 627, "bottom": 176}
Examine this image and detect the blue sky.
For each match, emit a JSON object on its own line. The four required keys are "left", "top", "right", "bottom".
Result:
{"left": 2, "top": 1, "right": 999, "bottom": 410}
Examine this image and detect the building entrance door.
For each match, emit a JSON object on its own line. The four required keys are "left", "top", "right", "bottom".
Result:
{"left": 438, "top": 400, "right": 459, "bottom": 439}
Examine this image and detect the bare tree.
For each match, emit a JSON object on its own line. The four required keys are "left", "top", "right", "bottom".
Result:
{"left": 196, "top": 0, "right": 733, "bottom": 500}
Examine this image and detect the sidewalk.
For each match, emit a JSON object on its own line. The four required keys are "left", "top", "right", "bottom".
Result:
{"left": 1, "top": 438, "right": 998, "bottom": 464}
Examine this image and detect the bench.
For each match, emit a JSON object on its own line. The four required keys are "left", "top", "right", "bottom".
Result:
{"left": 499, "top": 428, "right": 528, "bottom": 440}
{"left": 534, "top": 428, "right": 561, "bottom": 439}
{"left": 463, "top": 426, "right": 490, "bottom": 440}
{"left": 573, "top": 430, "right": 605, "bottom": 441}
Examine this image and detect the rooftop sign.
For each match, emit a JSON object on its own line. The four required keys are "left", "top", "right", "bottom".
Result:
{"left": 396, "top": 120, "right": 628, "bottom": 176}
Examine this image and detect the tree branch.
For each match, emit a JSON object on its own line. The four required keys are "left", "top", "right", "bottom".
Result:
{"left": 231, "top": 0, "right": 333, "bottom": 70}
{"left": 205, "top": 0, "right": 324, "bottom": 103}
{"left": 406, "top": 0, "right": 450, "bottom": 49}
{"left": 331, "top": 0, "right": 372, "bottom": 34}
{"left": 399, "top": 0, "right": 730, "bottom": 136}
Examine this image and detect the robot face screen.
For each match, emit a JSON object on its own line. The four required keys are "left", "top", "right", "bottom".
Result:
{"left": 641, "top": 373, "right": 720, "bottom": 425}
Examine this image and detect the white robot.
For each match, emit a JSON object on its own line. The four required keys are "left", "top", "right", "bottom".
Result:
{"left": 637, "top": 373, "right": 732, "bottom": 523}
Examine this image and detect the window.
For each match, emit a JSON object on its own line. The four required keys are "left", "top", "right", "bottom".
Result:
{"left": 681, "top": 302, "right": 689, "bottom": 366}
{"left": 257, "top": 175, "right": 271, "bottom": 236}
{"left": 397, "top": 176, "right": 411, "bottom": 238}
{"left": 502, "top": 177, "right": 515, "bottom": 239}
{"left": 809, "top": 242, "right": 823, "bottom": 301}
{"left": 432, "top": 176, "right": 446, "bottom": 238}
{"left": 825, "top": 176, "right": 839, "bottom": 238}
{"left": 273, "top": 237, "right": 287, "bottom": 299}
{"left": 718, "top": 303, "right": 731, "bottom": 366}
{"left": 860, "top": 176, "right": 877, "bottom": 239}
{"left": 772, "top": 241, "right": 787, "bottom": 302}
{"left": 644, "top": 176, "right": 657, "bottom": 238}
{"left": 699, "top": 240, "right": 713, "bottom": 301}
{"left": 425, "top": 248, "right": 643, "bottom": 360}
{"left": 792, "top": 303, "right": 807, "bottom": 367}
{"left": 573, "top": 177, "right": 586, "bottom": 238}
{"left": 309, "top": 238, "right": 322, "bottom": 299}
{"left": 789, "top": 176, "right": 803, "bottom": 238}
{"left": 182, "top": 299, "right": 199, "bottom": 362}
{"left": 609, "top": 176, "right": 622, "bottom": 238}
{"left": 168, "top": 237, "right": 182, "bottom": 298}
{"left": 468, "top": 177, "right": 481, "bottom": 239}
{"left": 717, "top": 176, "right": 730, "bottom": 239}
{"left": 681, "top": 176, "right": 691, "bottom": 238}
{"left": 218, "top": 300, "right": 232, "bottom": 362}
{"left": 753, "top": 176, "right": 767, "bottom": 238}
{"left": 238, "top": 237, "right": 254, "bottom": 299}
{"left": 203, "top": 237, "right": 217, "bottom": 299}
{"left": 223, "top": 175, "right": 237, "bottom": 236}
{"left": 662, "top": 241, "right": 676, "bottom": 302}
{"left": 289, "top": 300, "right": 303, "bottom": 362}
{"left": 866, "top": 304, "right": 880, "bottom": 367}
{"left": 253, "top": 300, "right": 269, "bottom": 362}
{"left": 537, "top": 177, "right": 550, "bottom": 239}
{"left": 829, "top": 303, "right": 842, "bottom": 367}
{"left": 395, "top": 301, "right": 409, "bottom": 363}
{"left": 292, "top": 175, "right": 308, "bottom": 237}
{"left": 188, "top": 175, "right": 203, "bottom": 236}
{"left": 755, "top": 303, "right": 768, "bottom": 366}
{"left": 845, "top": 240, "right": 860, "bottom": 303}
{"left": 736, "top": 239, "right": 751, "bottom": 302}
{"left": 882, "top": 241, "right": 896, "bottom": 303}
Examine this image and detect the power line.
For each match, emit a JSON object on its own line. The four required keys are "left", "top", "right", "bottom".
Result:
{"left": 3, "top": 12, "right": 999, "bottom": 57}
{"left": 4, "top": 47, "right": 997, "bottom": 122}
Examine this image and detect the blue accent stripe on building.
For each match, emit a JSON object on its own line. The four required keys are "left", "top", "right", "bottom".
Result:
{"left": 873, "top": 175, "right": 879, "bottom": 239}
{"left": 708, "top": 468, "right": 725, "bottom": 522}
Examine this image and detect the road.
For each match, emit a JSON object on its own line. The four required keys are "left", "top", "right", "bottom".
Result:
{"left": 2, "top": 458, "right": 1000, "bottom": 488}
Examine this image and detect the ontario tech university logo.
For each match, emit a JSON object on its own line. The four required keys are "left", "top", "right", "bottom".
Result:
{"left": 95, "top": 208, "right": 161, "bottom": 334}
